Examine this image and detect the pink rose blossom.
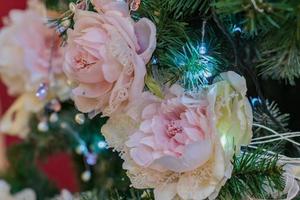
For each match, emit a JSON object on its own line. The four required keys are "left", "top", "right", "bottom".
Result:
{"left": 0, "top": 5, "right": 64, "bottom": 95}
{"left": 126, "top": 87, "right": 215, "bottom": 173}
{"left": 64, "top": 0, "right": 156, "bottom": 115}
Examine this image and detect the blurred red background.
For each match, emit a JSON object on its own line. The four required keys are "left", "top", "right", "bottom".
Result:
{"left": 0, "top": 0, "right": 79, "bottom": 192}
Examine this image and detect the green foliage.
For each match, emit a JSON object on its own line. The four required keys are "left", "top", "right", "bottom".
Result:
{"left": 162, "top": 0, "right": 210, "bottom": 19}
{"left": 134, "top": 0, "right": 190, "bottom": 70}
{"left": 75, "top": 189, "right": 154, "bottom": 200}
{"left": 167, "top": 42, "right": 222, "bottom": 91}
{"left": 44, "top": 0, "right": 76, "bottom": 11}
{"left": 253, "top": 99, "right": 290, "bottom": 133}
{"left": 1, "top": 142, "right": 59, "bottom": 199}
{"left": 213, "top": 0, "right": 292, "bottom": 35}
{"left": 218, "top": 149, "right": 285, "bottom": 200}
{"left": 257, "top": 17, "right": 300, "bottom": 84}
{"left": 6, "top": 0, "right": 299, "bottom": 199}
{"left": 1, "top": 102, "right": 132, "bottom": 199}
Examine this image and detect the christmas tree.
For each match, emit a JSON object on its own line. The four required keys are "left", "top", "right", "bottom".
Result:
{"left": 0, "top": 0, "right": 300, "bottom": 199}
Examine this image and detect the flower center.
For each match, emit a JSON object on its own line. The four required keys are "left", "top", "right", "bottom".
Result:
{"left": 74, "top": 55, "right": 95, "bottom": 70}
{"left": 166, "top": 120, "right": 183, "bottom": 138}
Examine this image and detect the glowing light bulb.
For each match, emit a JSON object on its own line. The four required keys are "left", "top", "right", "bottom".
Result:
{"left": 199, "top": 43, "right": 207, "bottom": 55}
{"left": 97, "top": 141, "right": 107, "bottom": 149}
{"left": 86, "top": 153, "right": 98, "bottom": 166}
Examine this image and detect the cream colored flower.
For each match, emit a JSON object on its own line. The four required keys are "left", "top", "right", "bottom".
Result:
{"left": 207, "top": 71, "right": 253, "bottom": 156}
{"left": 0, "top": 180, "right": 36, "bottom": 200}
{"left": 0, "top": 93, "right": 44, "bottom": 137}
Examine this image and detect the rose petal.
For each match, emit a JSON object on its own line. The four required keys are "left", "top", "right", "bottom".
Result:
{"left": 153, "top": 140, "right": 213, "bottom": 172}
{"left": 130, "top": 147, "right": 153, "bottom": 167}
{"left": 134, "top": 18, "right": 157, "bottom": 63}
{"left": 154, "top": 183, "right": 177, "bottom": 200}
{"left": 73, "top": 82, "right": 112, "bottom": 98}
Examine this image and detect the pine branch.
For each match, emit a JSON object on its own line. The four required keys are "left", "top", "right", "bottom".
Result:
{"left": 212, "top": 0, "right": 293, "bottom": 36}
{"left": 166, "top": 42, "right": 222, "bottom": 91}
{"left": 44, "top": 0, "right": 76, "bottom": 11}
{"left": 252, "top": 98, "right": 290, "bottom": 133}
{"left": 218, "top": 149, "right": 285, "bottom": 200}
{"left": 257, "top": 16, "right": 300, "bottom": 84}
{"left": 1, "top": 142, "right": 59, "bottom": 199}
{"left": 162, "top": 0, "right": 210, "bottom": 19}
{"left": 75, "top": 189, "right": 154, "bottom": 200}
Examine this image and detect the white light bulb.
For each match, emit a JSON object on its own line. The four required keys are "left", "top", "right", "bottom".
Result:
{"left": 97, "top": 141, "right": 107, "bottom": 149}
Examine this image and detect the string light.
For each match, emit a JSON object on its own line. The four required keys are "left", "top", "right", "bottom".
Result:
{"left": 75, "top": 144, "right": 87, "bottom": 155}
{"left": 251, "top": 97, "right": 262, "bottom": 107}
{"left": 199, "top": 20, "right": 207, "bottom": 55}
{"left": 232, "top": 25, "right": 242, "bottom": 33}
{"left": 85, "top": 153, "right": 98, "bottom": 166}
{"left": 97, "top": 141, "right": 107, "bottom": 149}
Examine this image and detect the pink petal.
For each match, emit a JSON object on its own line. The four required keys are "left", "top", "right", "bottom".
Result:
{"left": 126, "top": 131, "right": 147, "bottom": 148}
{"left": 73, "top": 95, "right": 99, "bottom": 113}
{"left": 101, "top": 48, "right": 123, "bottom": 83}
{"left": 103, "top": 15, "right": 138, "bottom": 51}
{"left": 140, "top": 136, "right": 156, "bottom": 148}
{"left": 152, "top": 116, "right": 169, "bottom": 148}
{"left": 185, "top": 110, "right": 200, "bottom": 126}
{"left": 153, "top": 140, "right": 213, "bottom": 172}
{"left": 134, "top": 18, "right": 156, "bottom": 63}
{"left": 140, "top": 119, "right": 152, "bottom": 133}
{"left": 134, "top": 18, "right": 157, "bottom": 63}
{"left": 183, "top": 127, "right": 202, "bottom": 141}
{"left": 92, "top": 0, "right": 129, "bottom": 17}
{"left": 130, "top": 147, "right": 153, "bottom": 167}
{"left": 142, "top": 103, "right": 158, "bottom": 119}
{"left": 127, "top": 55, "right": 146, "bottom": 103}
{"left": 73, "top": 82, "right": 112, "bottom": 98}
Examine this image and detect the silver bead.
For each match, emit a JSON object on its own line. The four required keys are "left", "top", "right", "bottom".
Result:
{"left": 81, "top": 170, "right": 91, "bottom": 182}
{"left": 49, "top": 113, "right": 59, "bottom": 123}
{"left": 75, "top": 113, "right": 85, "bottom": 125}
{"left": 75, "top": 145, "right": 86, "bottom": 155}
{"left": 38, "top": 121, "right": 49, "bottom": 132}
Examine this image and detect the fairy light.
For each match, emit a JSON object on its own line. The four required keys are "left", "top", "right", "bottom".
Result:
{"left": 232, "top": 25, "right": 242, "bottom": 33}
{"left": 85, "top": 153, "right": 98, "bottom": 166}
{"left": 251, "top": 97, "right": 262, "bottom": 107}
{"left": 199, "top": 20, "right": 207, "bottom": 55}
{"left": 97, "top": 141, "right": 107, "bottom": 149}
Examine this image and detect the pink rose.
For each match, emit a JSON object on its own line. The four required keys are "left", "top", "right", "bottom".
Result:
{"left": 64, "top": 0, "right": 156, "bottom": 115}
{"left": 126, "top": 86, "right": 215, "bottom": 173}
{"left": 0, "top": 6, "right": 64, "bottom": 95}
{"left": 102, "top": 86, "right": 231, "bottom": 200}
